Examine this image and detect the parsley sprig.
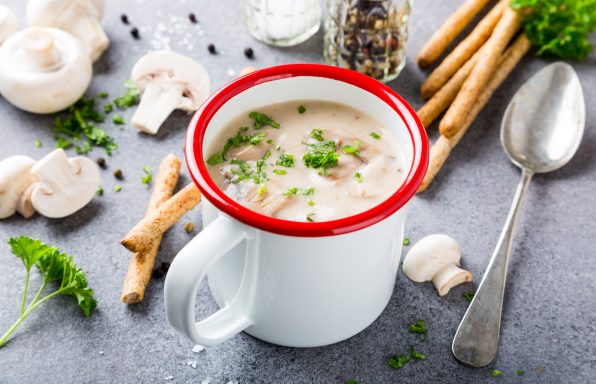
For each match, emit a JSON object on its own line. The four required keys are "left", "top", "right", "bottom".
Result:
{"left": 302, "top": 140, "right": 340, "bottom": 176}
{"left": 249, "top": 111, "right": 280, "bottom": 130}
{"left": 511, "top": 0, "right": 596, "bottom": 61}
{"left": 0, "top": 237, "right": 97, "bottom": 347}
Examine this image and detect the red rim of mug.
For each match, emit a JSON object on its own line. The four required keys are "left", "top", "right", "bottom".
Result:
{"left": 185, "top": 64, "right": 428, "bottom": 237}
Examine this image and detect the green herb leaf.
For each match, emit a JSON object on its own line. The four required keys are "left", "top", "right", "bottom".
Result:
{"left": 249, "top": 111, "right": 280, "bottom": 130}
{"left": 302, "top": 140, "right": 340, "bottom": 175}
{"left": 388, "top": 353, "right": 411, "bottom": 369}
{"left": 341, "top": 140, "right": 362, "bottom": 156}
{"left": 258, "top": 185, "right": 267, "bottom": 196}
{"left": 403, "top": 238, "right": 410, "bottom": 246}
{"left": 34, "top": 139, "right": 42, "bottom": 148}
{"left": 112, "top": 115, "right": 125, "bottom": 125}
{"left": 409, "top": 320, "right": 427, "bottom": 335}
{"left": 96, "top": 186, "right": 104, "bottom": 196}
{"left": 355, "top": 172, "right": 363, "bottom": 183}
{"left": 306, "top": 213, "right": 315, "bottom": 222}
{"left": 207, "top": 151, "right": 226, "bottom": 165}
{"left": 276, "top": 153, "right": 295, "bottom": 168}
{"left": 490, "top": 369, "right": 502, "bottom": 377}
{"left": 284, "top": 187, "right": 315, "bottom": 196}
{"left": 308, "top": 200, "right": 315, "bottom": 206}
{"left": 410, "top": 346, "right": 426, "bottom": 360}
{"left": 516, "top": 370, "right": 525, "bottom": 376}
{"left": 370, "top": 131, "right": 381, "bottom": 139}
{"left": 97, "top": 91, "right": 109, "bottom": 99}
{"left": 230, "top": 159, "right": 253, "bottom": 183}
{"left": 273, "top": 169, "right": 287, "bottom": 175}
{"left": 253, "top": 150, "right": 271, "bottom": 184}
{"left": 250, "top": 132, "right": 267, "bottom": 145}
{"left": 114, "top": 79, "right": 140, "bottom": 108}
{"left": 345, "top": 381, "right": 359, "bottom": 384}
{"left": 511, "top": 0, "right": 596, "bottom": 61}
{"left": 103, "top": 103, "right": 114, "bottom": 114}
{"left": 114, "top": 185, "right": 122, "bottom": 192}
{"left": 311, "top": 129, "right": 324, "bottom": 141}
{"left": 298, "top": 104, "right": 306, "bottom": 114}
{"left": 141, "top": 166, "right": 153, "bottom": 185}
{"left": 0, "top": 237, "right": 97, "bottom": 346}
{"left": 463, "top": 290, "right": 475, "bottom": 302}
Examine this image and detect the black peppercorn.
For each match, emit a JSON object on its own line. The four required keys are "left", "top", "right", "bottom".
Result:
{"left": 121, "top": 14, "right": 129, "bottom": 24}
{"left": 130, "top": 27, "right": 140, "bottom": 39}
{"left": 113, "top": 169, "right": 124, "bottom": 180}
{"left": 207, "top": 43, "right": 216, "bottom": 54}
{"left": 244, "top": 47, "right": 254, "bottom": 59}
{"left": 152, "top": 268, "right": 165, "bottom": 279}
{"left": 160, "top": 262, "right": 170, "bottom": 272}
{"left": 96, "top": 157, "right": 106, "bottom": 169}
{"left": 188, "top": 13, "right": 197, "bottom": 23}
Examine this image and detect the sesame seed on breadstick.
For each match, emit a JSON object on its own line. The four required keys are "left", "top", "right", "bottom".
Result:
{"left": 418, "top": 34, "right": 531, "bottom": 192}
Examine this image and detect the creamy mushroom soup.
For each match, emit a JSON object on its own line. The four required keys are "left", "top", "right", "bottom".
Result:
{"left": 205, "top": 100, "right": 405, "bottom": 222}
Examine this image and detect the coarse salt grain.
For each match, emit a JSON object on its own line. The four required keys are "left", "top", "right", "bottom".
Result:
{"left": 165, "top": 375, "right": 174, "bottom": 381}
{"left": 200, "top": 378, "right": 211, "bottom": 384}
{"left": 227, "top": 69, "right": 236, "bottom": 77}
{"left": 187, "top": 360, "right": 197, "bottom": 369}
{"left": 98, "top": 350, "right": 104, "bottom": 355}
{"left": 192, "top": 344, "right": 205, "bottom": 353}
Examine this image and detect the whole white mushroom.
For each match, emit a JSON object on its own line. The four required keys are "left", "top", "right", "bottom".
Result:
{"left": 0, "top": 26, "right": 92, "bottom": 114}
{"left": 26, "top": 0, "right": 108, "bottom": 62}
{"left": 0, "top": 5, "right": 20, "bottom": 45}
{"left": 0, "top": 155, "right": 38, "bottom": 219}
{"left": 402, "top": 234, "right": 473, "bottom": 296}
{"left": 131, "top": 50, "right": 211, "bottom": 135}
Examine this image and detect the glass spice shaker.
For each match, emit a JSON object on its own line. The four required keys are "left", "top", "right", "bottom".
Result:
{"left": 245, "top": 0, "right": 322, "bottom": 47}
{"left": 324, "top": 0, "right": 412, "bottom": 83}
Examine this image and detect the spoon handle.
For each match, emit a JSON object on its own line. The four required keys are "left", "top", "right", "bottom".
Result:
{"left": 452, "top": 169, "right": 533, "bottom": 367}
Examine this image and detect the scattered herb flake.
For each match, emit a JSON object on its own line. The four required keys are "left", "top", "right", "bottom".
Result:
{"left": 310, "top": 128, "right": 324, "bottom": 141}
{"left": 273, "top": 169, "right": 287, "bottom": 175}
{"left": 253, "top": 150, "right": 271, "bottom": 184}
{"left": 491, "top": 369, "right": 502, "bottom": 377}
{"left": 276, "top": 153, "right": 295, "bottom": 168}
{"left": 355, "top": 172, "right": 363, "bottom": 183}
{"left": 230, "top": 160, "right": 253, "bottom": 184}
{"left": 249, "top": 111, "right": 280, "bottom": 130}
{"left": 249, "top": 132, "right": 267, "bottom": 145}
{"left": 284, "top": 187, "right": 315, "bottom": 196}
{"left": 388, "top": 354, "right": 411, "bottom": 369}
{"left": 266, "top": 139, "right": 274, "bottom": 144}
{"left": 302, "top": 140, "right": 339, "bottom": 176}
{"left": 409, "top": 320, "right": 427, "bottom": 335}
{"left": 141, "top": 166, "right": 153, "bottom": 185}
{"left": 258, "top": 185, "right": 267, "bottom": 196}
{"left": 103, "top": 103, "right": 113, "bottom": 114}
{"left": 96, "top": 186, "right": 104, "bottom": 196}
{"left": 306, "top": 213, "right": 315, "bottom": 222}
{"left": 410, "top": 346, "right": 425, "bottom": 360}
{"left": 114, "top": 79, "right": 140, "bottom": 108}
{"left": 298, "top": 104, "right": 306, "bottom": 114}
{"left": 463, "top": 290, "right": 475, "bottom": 302}
{"left": 112, "top": 115, "right": 125, "bottom": 125}
{"left": 345, "top": 381, "right": 359, "bottom": 384}
{"left": 516, "top": 370, "right": 525, "bottom": 376}
{"left": 114, "top": 185, "right": 122, "bottom": 192}
{"left": 307, "top": 200, "right": 315, "bottom": 206}
{"left": 97, "top": 91, "right": 109, "bottom": 99}
{"left": 403, "top": 238, "right": 410, "bottom": 246}
{"left": 341, "top": 140, "right": 361, "bottom": 156}
{"left": 370, "top": 131, "right": 381, "bottom": 139}
{"left": 34, "top": 139, "right": 42, "bottom": 148}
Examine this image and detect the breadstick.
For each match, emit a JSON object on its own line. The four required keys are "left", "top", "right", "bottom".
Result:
{"left": 417, "top": 0, "right": 490, "bottom": 68}
{"left": 417, "top": 48, "right": 481, "bottom": 128}
{"left": 418, "top": 34, "right": 531, "bottom": 192}
{"left": 421, "top": 0, "right": 508, "bottom": 99}
{"left": 121, "top": 154, "right": 181, "bottom": 304}
{"left": 439, "top": 8, "right": 520, "bottom": 138}
{"left": 121, "top": 183, "right": 202, "bottom": 254}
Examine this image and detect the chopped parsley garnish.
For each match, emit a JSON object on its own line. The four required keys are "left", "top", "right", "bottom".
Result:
{"left": 409, "top": 320, "right": 427, "bottom": 334}
{"left": 370, "top": 131, "right": 381, "bottom": 139}
{"left": 403, "top": 238, "right": 410, "bottom": 246}
{"left": 310, "top": 128, "right": 324, "bottom": 141}
{"left": 302, "top": 140, "right": 339, "bottom": 176}
{"left": 273, "top": 169, "right": 287, "bottom": 175}
{"left": 249, "top": 111, "right": 280, "bottom": 130}
{"left": 490, "top": 369, "right": 502, "bottom": 377}
{"left": 463, "top": 290, "right": 475, "bottom": 302}
{"left": 96, "top": 186, "right": 104, "bottom": 196}
{"left": 410, "top": 346, "right": 426, "bottom": 360}
{"left": 258, "top": 185, "right": 267, "bottom": 196}
{"left": 230, "top": 160, "right": 253, "bottom": 183}
{"left": 141, "top": 166, "right": 153, "bottom": 185}
{"left": 388, "top": 353, "right": 411, "bottom": 369}
{"left": 103, "top": 103, "right": 113, "bottom": 114}
{"left": 253, "top": 151, "right": 271, "bottom": 184}
{"left": 306, "top": 213, "right": 315, "bottom": 222}
{"left": 355, "top": 172, "right": 363, "bottom": 183}
{"left": 341, "top": 140, "right": 361, "bottom": 156}
{"left": 276, "top": 153, "right": 295, "bottom": 168}
{"left": 53, "top": 97, "right": 118, "bottom": 155}
{"left": 112, "top": 115, "right": 125, "bottom": 125}
{"left": 97, "top": 91, "right": 109, "bottom": 99}
{"left": 345, "top": 381, "right": 359, "bottom": 384}
{"left": 308, "top": 200, "right": 315, "bottom": 206}
{"left": 250, "top": 132, "right": 267, "bottom": 145}
{"left": 266, "top": 139, "right": 274, "bottom": 144}
{"left": 298, "top": 104, "right": 306, "bottom": 114}
{"left": 114, "top": 185, "right": 123, "bottom": 192}
{"left": 114, "top": 79, "right": 140, "bottom": 108}
{"left": 34, "top": 139, "right": 42, "bottom": 148}
{"left": 284, "top": 187, "right": 315, "bottom": 196}
{"left": 516, "top": 370, "right": 525, "bottom": 376}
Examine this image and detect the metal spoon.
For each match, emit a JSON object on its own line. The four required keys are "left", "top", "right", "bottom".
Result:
{"left": 452, "top": 62, "right": 585, "bottom": 367}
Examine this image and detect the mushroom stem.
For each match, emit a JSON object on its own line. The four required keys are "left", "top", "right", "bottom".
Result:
{"left": 432, "top": 264, "right": 473, "bottom": 296}
{"left": 131, "top": 80, "right": 186, "bottom": 135}
{"left": 68, "top": 16, "right": 108, "bottom": 62}
{"left": 16, "top": 182, "right": 37, "bottom": 218}
{"left": 19, "top": 28, "right": 62, "bottom": 71}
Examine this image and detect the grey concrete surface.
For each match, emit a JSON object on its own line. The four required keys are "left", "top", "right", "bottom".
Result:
{"left": 0, "top": 1, "right": 595, "bottom": 383}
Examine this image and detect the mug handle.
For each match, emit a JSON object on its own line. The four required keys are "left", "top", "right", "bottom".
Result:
{"left": 164, "top": 215, "right": 255, "bottom": 346}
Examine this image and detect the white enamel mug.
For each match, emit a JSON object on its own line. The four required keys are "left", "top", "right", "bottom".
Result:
{"left": 165, "top": 64, "right": 428, "bottom": 347}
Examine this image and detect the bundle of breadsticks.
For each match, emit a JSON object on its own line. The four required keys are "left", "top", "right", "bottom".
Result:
{"left": 415, "top": 0, "right": 532, "bottom": 192}
{"left": 120, "top": 154, "right": 202, "bottom": 304}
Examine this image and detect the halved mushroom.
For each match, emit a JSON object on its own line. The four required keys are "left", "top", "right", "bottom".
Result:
{"left": 244, "top": 180, "right": 293, "bottom": 218}
{"left": 30, "top": 149, "right": 99, "bottom": 218}
{"left": 26, "top": 0, "right": 108, "bottom": 62}
{"left": 402, "top": 234, "right": 473, "bottom": 296}
{"left": 0, "top": 26, "right": 92, "bottom": 114}
{"left": 131, "top": 50, "right": 211, "bottom": 135}
{"left": 0, "top": 5, "right": 19, "bottom": 45}
{"left": 0, "top": 155, "right": 39, "bottom": 219}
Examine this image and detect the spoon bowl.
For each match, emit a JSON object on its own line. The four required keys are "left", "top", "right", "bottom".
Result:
{"left": 452, "top": 62, "right": 585, "bottom": 367}
{"left": 501, "top": 62, "right": 585, "bottom": 173}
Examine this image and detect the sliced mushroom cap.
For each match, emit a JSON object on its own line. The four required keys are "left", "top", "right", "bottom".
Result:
{"left": 0, "top": 155, "right": 39, "bottom": 219}
{"left": 0, "top": 5, "right": 20, "bottom": 45}
{"left": 131, "top": 50, "right": 211, "bottom": 134}
{"left": 0, "top": 26, "right": 92, "bottom": 114}
{"left": 26, "top": 0, "right": 108, "bottom": 62}
{"left": 244, "top": 180, "right": 293, "bottom": 218}
{"left": 30, "top": 149, "right": 99, "bottom": 218}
